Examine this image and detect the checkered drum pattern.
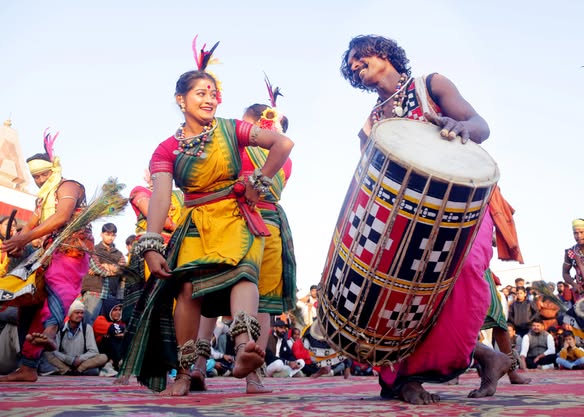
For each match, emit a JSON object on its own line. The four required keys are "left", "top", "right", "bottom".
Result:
{"left": 319, "top": 144, "right": 493, "bottom": 365}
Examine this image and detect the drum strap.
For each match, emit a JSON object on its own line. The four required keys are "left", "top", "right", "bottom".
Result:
{"left": 415, "top": 75, "right": 438, "bottom": 118}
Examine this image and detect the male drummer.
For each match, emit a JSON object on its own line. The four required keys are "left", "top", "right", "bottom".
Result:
{"left": 0, "top": 130, "right": 92, "bottom": 382}
{"left": 339, "top": 35, "right": 510, "bottom": 404}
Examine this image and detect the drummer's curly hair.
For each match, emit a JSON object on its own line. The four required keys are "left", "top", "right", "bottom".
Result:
{"left": 340, "top": 35, "right": 411, "bottom": 92}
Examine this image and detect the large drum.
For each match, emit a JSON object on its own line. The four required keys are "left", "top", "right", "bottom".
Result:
{"left": 317, "top": 118, "right": 499, "bottom": 365}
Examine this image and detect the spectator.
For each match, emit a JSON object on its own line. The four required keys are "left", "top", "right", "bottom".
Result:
{"left": 265, "top": 319, "right": 303, "bottom": 377}
{"left": 534, "top": 285, "right": 560, "bottom": 330}
{"left": 124, "top": 235, "right": 136, "bottom": 260}
{"left": 291, "top": 327, "right": 332, "bottom": 378}
{"left": 0, "top": 306, "right": 19, "bottom": 375}
{"left": 297, "top": 285, "right": 318, "bottom": 326}
{"left": 81, "top": 223, "right": 127, "bottom": 324}
{"left": 519, "top": 318, "right": 557, "bottom": 370}
{"left": 93, "top": 298, "right": 125, "bottom": 374}
{"left": 43, "top": 300, "right": 108, "bottom": 376}
{"left": 556, "top": 330, "right": 584, "bottom": 369}
{"left": 557, "top": 281, "right": 574, "bottom": 311}
{"left": 507, "top": 322, "right": 522, "bottom": 358}
{"left": 508, "top": 287, "right": 538, "bottom": 337}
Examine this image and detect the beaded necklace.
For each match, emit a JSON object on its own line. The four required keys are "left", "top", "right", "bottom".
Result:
{"left": 174, "top": 119, "right": 217, "bottom": 157}
{"left": 371, "top": 74, "right": 411, "bottom": 123}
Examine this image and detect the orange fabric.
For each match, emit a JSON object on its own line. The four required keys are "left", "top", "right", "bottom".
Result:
{"left": 92, "top": 315, "right": 110, "bottom": 345}
{"left": 488, "top": 186, "right": 524, "bottom": 263}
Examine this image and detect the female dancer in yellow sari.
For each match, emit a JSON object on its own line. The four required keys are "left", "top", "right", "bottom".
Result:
{"left": 120, "top": 69, "right": 293, "bottom": 396}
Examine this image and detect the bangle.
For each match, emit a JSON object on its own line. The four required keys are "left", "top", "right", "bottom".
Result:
{"left": 248, "top": 168, "right": 273, "bottom": 194}
{"left": 134, "top": 232, "right": 165, "bottom": 257}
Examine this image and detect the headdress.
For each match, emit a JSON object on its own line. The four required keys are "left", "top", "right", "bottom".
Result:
{"left": 258, "top": 73, "right": 285, "bottom": 133}
{"left": 28, "top": 128, "right": 63, "bottom": 222}
{"left": 572, "top": 219, "right": 584, "bottom": 230}
{"left": 192, "top": 35, "right": 222, "bottom": 104}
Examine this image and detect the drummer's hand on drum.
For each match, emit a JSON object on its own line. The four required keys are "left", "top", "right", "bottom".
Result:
{"left": 143, "top": 251, "right": 172, "bottom": 279}
{"left": 424, "top": 113, "right": 470, "bottom": 144}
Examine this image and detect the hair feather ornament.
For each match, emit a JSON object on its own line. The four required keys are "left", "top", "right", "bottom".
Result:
{"left": 43, "top": 128, "right": 59, "bottom": 162}
{"left": 264, "top": 72, "right": 283, "bottom": 108}
{"left": 192, "top": 35, "right": 222, "bottom": 104}
{"left": 258, "top": 73, "right": 284, "bottom": 133}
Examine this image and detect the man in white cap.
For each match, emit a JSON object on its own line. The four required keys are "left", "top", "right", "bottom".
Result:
{"left": 0, "top": 130, "right": 93, "bottom": 382}
{"left": 43, "top": 300, "right": 108, "bottom": 376}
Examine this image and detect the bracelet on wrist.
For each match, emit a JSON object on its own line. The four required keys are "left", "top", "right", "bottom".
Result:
{"left": 248, "top": 168, "right": 273, "bottom": 195}
{"left": 135, "top": 232, "right": 166, "bottom": 257}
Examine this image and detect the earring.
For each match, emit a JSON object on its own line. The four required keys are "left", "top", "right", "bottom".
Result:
{"left": 179, "top": 100, "right": 186, "bottom": 113}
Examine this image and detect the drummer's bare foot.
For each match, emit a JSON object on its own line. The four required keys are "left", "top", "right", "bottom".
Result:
{"left": 399, "top": 381, "right": 440, "bottom": 405}
{"left": 0, "top": 365, "right": 38, "bottom": 382}
{"left": 25, "top": 332, "right": 57, "bottom": 352}
{"left": 246, "top": 371, "right": 271, "bottom": 394}
{"left": 468, "top": 343, "right": 512, "bottom": 398}
{"left": 161, "top": 373, "right": 190, "bottom": 396}
{"left": 233, "top": 341, "right": 264, "bottom": 379}
{"left": 113, "top": 375, "right": 131, "bottom": 385}
{"left": 508, "top": 369, "right": 531, "bottom": 384}
{"left": 446, "top": 376, "right": 459, "bottom": 385}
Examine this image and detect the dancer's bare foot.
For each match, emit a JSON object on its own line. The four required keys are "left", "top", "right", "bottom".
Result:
{"left": 25, "top": 332, "right": 57, "bottom": 352}
{"left": 246, "top": 371, "right": 272, "bottom": 394}
{"left": 113, "top": 375, "right": 131, "bottom": 385}
{"left": 189, "top": 368, "right": 206, "bottom": 391}
{"left": 0, "top": 366, "right": 38, "bottom": 382}
{"left": 343, "top": 366, "right": 351, "bottom": 379}
{"left": 508, "top": 369, "right": 531, "bottom": 384}
{"left": 468, "top": 343, "right": 512, "bottom": 398}
{"left": 161, "top": 373, "right": 190, "bottom": 396}
{"left": 399, "top": 381, "right": 440, "bottom": 405}
{"left": 233, "top": 341, "right": 265, "bottom": 379}
{"left": 311, "top": 366, "right": 331, "bottom": 378}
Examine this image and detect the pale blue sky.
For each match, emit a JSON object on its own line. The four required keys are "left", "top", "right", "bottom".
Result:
{"left": 1, "top": 1, "right": 583, "bottom": 290}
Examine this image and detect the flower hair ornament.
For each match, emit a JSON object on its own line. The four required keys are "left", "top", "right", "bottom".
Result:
{"left": 192, "top": 34, "right": 223, "bottom": 104}
{"left": 259, "top": 73, "right": 285, "bottom": 133}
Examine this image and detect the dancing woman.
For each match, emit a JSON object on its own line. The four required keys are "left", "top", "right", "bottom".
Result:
{"left": 120, "top": 64, "right": 293, "bottom": 396}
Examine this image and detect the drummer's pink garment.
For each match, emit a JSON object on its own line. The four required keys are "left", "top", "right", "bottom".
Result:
{"left": 20, "top": 252, "right": 88, "bottom": 367}
{"left": 379, "top": 208, "right": 493, "bottom": 390}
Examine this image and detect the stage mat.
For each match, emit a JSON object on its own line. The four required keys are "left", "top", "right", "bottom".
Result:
{"left": 0, "top": 369, "right": 582, "bottom": 417}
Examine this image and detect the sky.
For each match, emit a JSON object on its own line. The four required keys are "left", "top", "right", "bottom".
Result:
{"left": 1, "top": 1, "right": 583, "bottom": 291}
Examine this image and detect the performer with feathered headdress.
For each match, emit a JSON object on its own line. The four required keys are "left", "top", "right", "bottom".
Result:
{"left": 119, "top": 36, "right": 294, "bottom": 396}
{"left": 0, "top": 129, "right": 94, "bottom": 382}
{"left": 192, "top": 74, "right": 297, "bottom": 393}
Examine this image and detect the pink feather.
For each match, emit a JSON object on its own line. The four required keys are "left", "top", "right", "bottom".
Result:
{"left": 43, "top": 127, "right": 59, "bottom": 162}
{"left": 263, "top": 73, "right": 283, "bottom": 107}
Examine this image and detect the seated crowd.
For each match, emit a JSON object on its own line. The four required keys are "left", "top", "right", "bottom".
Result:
{"left": 482, "top": 277, "right": 584, "bottom": 371}
{"left": 2, "top": 222, "right": 582, "bottom": 379}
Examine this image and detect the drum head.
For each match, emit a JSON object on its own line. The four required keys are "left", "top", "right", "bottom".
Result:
{"left": 371, "top": 119, "right": 499, "bottom": 186}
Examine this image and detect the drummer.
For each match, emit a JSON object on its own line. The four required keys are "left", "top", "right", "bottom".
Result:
{"left": 340, "top": 34, "right": 510, "bottom": 404}
{"left": 0, "top": 130, "right": 92, "bottom": 383}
